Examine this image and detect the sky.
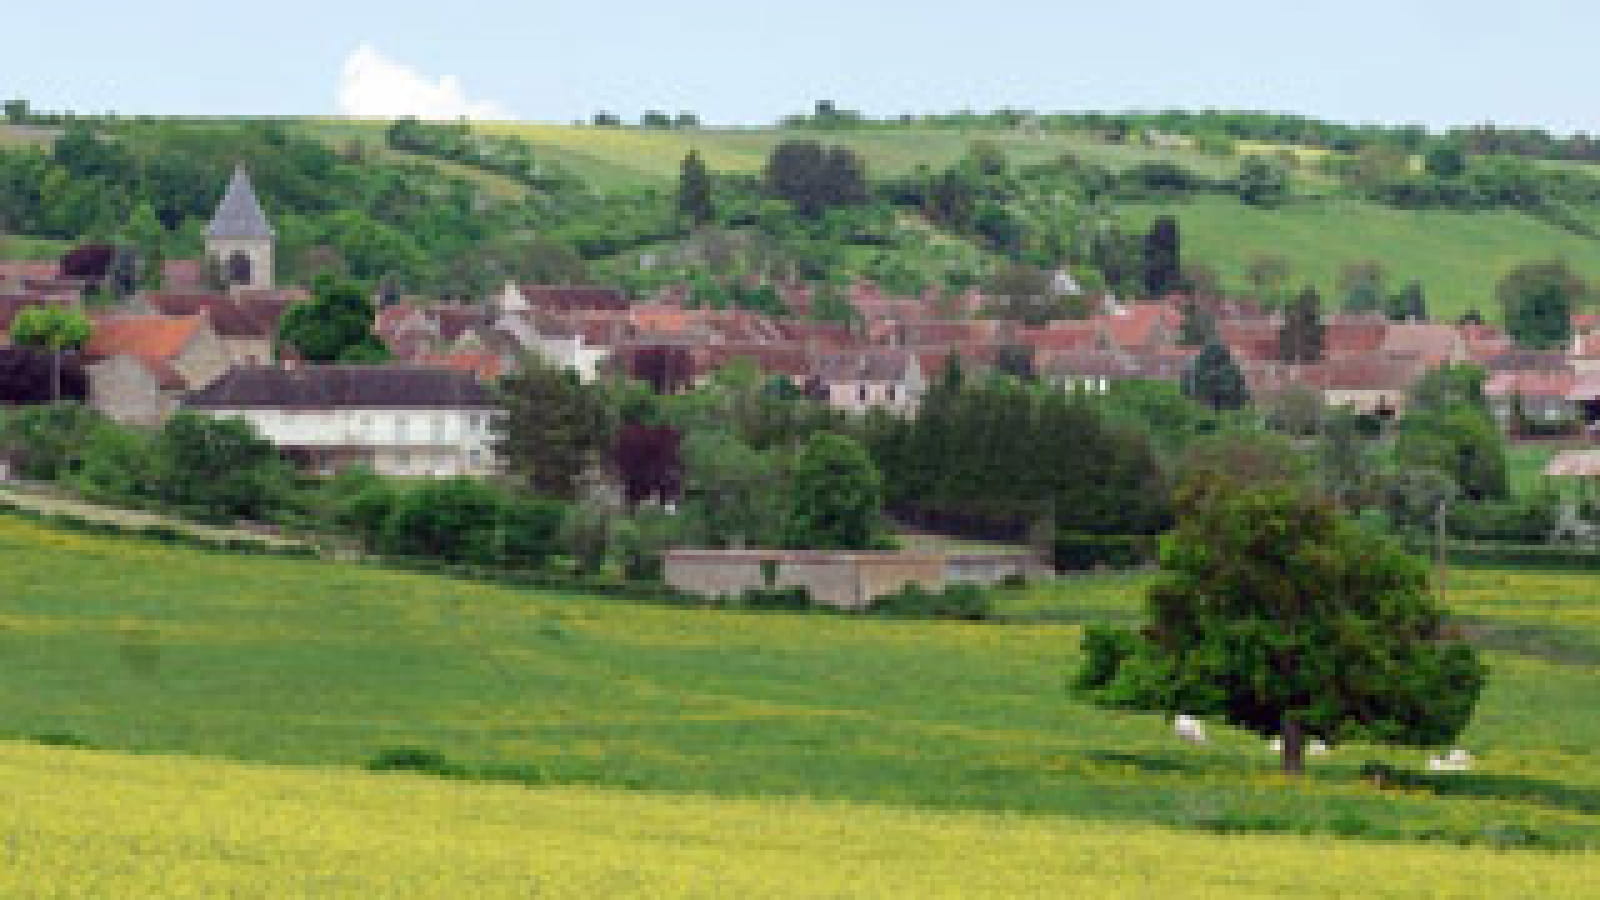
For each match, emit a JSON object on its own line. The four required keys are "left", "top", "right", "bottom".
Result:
{"left": 6, "top": 0, "right": 1596, "bottom": 132}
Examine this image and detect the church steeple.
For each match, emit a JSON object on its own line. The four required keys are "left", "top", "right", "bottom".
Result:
{"left": 206, "top": 164, "right": 274, "bottom": 240}
{"left": 204, "top": 164, "right": 275, "bottom": 291}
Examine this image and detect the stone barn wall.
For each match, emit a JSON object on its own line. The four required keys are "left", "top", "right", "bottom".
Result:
{"left": 663, "top": 550, "right": 947, "bottom": 610}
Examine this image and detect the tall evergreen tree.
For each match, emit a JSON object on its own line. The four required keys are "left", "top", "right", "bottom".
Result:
{"left": 676, "top": 150, "right": 714, "bottom": 226}
{"left": 1141, "top": 216, "right": 1181, "bottom": 298}
{"left": 1388, "top": 280, "right": 1429, "bottom": 322}
{"left": 1182, "top": 340, "right": 1249, "bottom": 411}
{"left": 1278, "top": 286, "right": 1325, "bottom": 363}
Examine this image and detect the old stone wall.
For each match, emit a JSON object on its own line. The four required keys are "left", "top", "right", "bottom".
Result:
{"left": 663, "top": 551, "right": 947, "bottom": 611}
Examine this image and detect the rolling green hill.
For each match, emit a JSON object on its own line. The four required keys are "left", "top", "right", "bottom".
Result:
{"left": 301, "top": 119, "right": 1600, "bottom": 319}
{"left": 1123, "top": 195, "right": 1600, "bottom": 320}
{"left": 2, "top": 512, "right": 1598, "bottom": 851}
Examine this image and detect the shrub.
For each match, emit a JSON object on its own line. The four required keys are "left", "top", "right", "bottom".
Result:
{"left": 870, "top": 583, "right": 992, "bottom": 620}
{"left": 1052, "top": 533, "right": 1155, "bottom": 570}
{"left": 736, "top": 586, "right": 814, "bottom": 611}
{"left": 1448, "top": 497, "right": 1559, "bottom": 543}
{"left": 366, "top": 746, "right": 456, "bottom": 776}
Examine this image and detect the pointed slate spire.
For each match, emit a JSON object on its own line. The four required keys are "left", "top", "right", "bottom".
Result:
{"left": 205, "top": 164, "right": 274, "bottom": 239}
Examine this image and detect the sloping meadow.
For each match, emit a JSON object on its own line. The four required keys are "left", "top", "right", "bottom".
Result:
{"left": 1, "top": 514, "right": 1597, "bottom": 852}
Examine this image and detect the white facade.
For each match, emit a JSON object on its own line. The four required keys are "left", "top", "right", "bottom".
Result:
{"left": 826, "top": 380, "right": 920, "bottom": 414}
{"left": 202, "top": 406, "right": 498, "bottom": 477}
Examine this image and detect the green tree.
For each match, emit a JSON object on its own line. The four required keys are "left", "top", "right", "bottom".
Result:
{"left": 1423, "top": 143, "right": 1467, "bottom": 180}
{"left": 783, "top": 432, "right": 882, "bottom": 550}
{"left": 1387, "top": 280, "right": 1428, "bottom": 322}
{"left": 122, "top": 202, "right": 165, "bottom": 289}
{"left": 1278, "top": 286, "right": 1325, "bottom": 363}
{"left": 1075, "top": 480, "right": 1486, "bottom": 774}
{"left": 493, "top": 355, "right": 613, "bottom": 500}
{"left": 1141, "top": 216, "right": 1181, "bottom": 298}
{"left": 379, "top": 477, "right": 503, "bottom": 563}
{"left": 9, "top": 306, "right": 91, "bottom": 404}
{"left": 1337, "top": 261, "right": 1386, "bottom": 314}
{"left": 151, "top": 413, "right": 290, "bottom": 518}
{"left": 1497, "top": 260, "right": 1585, "bottom": 349}
{"left": 1236, "top": 156, "right": 1289, "bottom": 207}
{"left": 276, "top": 277, "right": 389, "bottom": 363}
{"left": 678, "top": 430, "right": 788, "bottom": 548}
{"left": 676, "top": 150, "right": 715, "bottom": 226}
{"left": 1394, "top": 365, "right": 1508, "bottom": 501}
{"left": 1182, "top": 340, "right": 1249, "bottom": 411}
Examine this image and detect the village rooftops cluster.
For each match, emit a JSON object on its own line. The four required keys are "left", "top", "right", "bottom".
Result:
{"left": 8, "top": 165, "right": 1600, "bottom": 480}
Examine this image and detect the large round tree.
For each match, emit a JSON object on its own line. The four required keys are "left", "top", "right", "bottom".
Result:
{"left": 1075, "top": 478, "right": 1485, "bottom": 774}
{"left": 783, "top": 432, "right": 883, "bottom": 551}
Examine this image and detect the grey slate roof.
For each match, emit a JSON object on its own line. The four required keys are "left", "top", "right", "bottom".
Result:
{"left": 205, "top": 164, "right": 275, "bottom": 240}
{"left": 184, "top": 365, "right": 496, "bottom": 410}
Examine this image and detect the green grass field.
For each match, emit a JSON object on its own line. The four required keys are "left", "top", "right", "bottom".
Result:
{"left": 1123, "top": 195, "right": 1600, "bottom": 321}
{"left": 2, "top": 513, "right": 1598, "bottom": 854}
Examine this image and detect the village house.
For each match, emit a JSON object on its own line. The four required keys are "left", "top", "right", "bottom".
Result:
{"left": 1485, "top": 367, "right": 1579, "bottom": 426}
{"left": 84, "top": 314, "right": 232, "bottom": 427}
{"left": 183, "top": 365, "right": 499, "bottom": 477}
{"left": 812, "top": 350, "right": 926, "bottom": 414}
{"left": 140, "top": 292, "right": 276, "bottom": 365}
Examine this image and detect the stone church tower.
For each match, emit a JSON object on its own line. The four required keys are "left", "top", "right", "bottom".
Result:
{"left": 205, "top": 164, "right": 275, "bottom": 291}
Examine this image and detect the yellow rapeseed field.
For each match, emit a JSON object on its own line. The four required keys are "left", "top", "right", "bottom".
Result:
{"left": 1, "top": 741, "right": 1592, "bottom": 898}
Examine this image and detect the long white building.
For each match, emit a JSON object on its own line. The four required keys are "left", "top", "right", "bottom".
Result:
{"left": 184, "top": 365, "right": 499, "bottom": 477}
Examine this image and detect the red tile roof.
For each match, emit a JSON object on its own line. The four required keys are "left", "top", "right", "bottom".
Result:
{"left": 86, "top": 315, "right": 204, "bottom": 361}
{"left": 1099, "top": 304, "right": 1179, "bottom": 349}
{"left": 417, "top": 352, "right": 506, "bottom": 382}
{"left": 1485, "top": 368, "right": 1577, "bottom": 399}
{"left": 145, "top": 292, "right": 271, "bottom": 339}
{"left": 518, "top": 285, "right": 629, "bottom": 312}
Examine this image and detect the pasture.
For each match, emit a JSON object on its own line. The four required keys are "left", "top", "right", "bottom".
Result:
{"left": 1, "top": 740, "right": 1591, "bottom": 898}
{"left": 1122, "top": 194, "right": 1600, "bottom": 321}
{"left": 2, "top": 513, "right": 1599, "bottom": 853}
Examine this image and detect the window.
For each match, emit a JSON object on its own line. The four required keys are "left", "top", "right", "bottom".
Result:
{"left": 858, "top": 385, "right": 868, "bottom": 404}
{"left": 225, "top": 251, "right": 252, "bottom": 286}
{"left": 394, "top": 415, "right": 408, "bottom": 442}
{"left": 432, "top": 415, "right": 446, "bottom": 441}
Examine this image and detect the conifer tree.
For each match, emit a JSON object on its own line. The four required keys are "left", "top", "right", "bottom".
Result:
{"left": 1141, "top": 216, "right": 1181, "bottom": 298}
{"left": 1182, "top": 340, "right": 1249, "bottom": 411}
{"left": 676, "top": 150, "right": 714, "bottom": 226}
{"left": 1278, "top": 286, "right": 1325, "bottom": 363}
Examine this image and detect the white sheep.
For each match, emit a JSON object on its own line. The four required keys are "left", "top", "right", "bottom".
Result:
{"left": 1173, "top": 714, "right": 1207, "bottom": 744}
{"left": 1427, "top": 748, "right": 1474, "bottom": 772}
{"left": 1268, "top": 737, "right": 1330, "bottom": 756}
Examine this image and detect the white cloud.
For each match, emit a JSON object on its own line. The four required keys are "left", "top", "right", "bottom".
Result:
{"left": 337, "top": 43, "right": 511, "bottom": 120}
